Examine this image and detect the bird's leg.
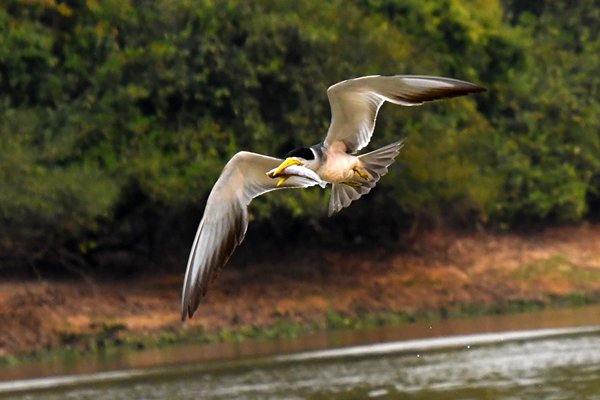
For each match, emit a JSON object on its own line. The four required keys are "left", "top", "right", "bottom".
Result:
{"left": 352, "top": 165, "right": 371, "bottom": 181}
{"left": 266, "top": 158, "right": 304, "bottom": 178}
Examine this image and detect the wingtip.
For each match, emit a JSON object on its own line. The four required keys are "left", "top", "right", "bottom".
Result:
{"left": 182, "top": 305, "right": 196, "bottom": 321}
{"left": 472, "top": 84, "right": 487, "bottom": 93}
{"left": 457, "top": 80, "right": 486, "bottom": 94}
{"left": 181, "top": 304, "right": 189, "bottom": 321}
{"left": 181, "top": 294, "right": 196, "bottom": 321}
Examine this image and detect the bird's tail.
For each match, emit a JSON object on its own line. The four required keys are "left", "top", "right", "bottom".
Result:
{"left": 359, "top": 139, "right": 405, "bottom": 181}
{"left": 328, "top": 139, "right": 405, "bottom": 216}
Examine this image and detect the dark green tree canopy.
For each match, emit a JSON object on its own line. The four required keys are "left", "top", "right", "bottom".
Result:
{"left": 0, "top": 0, "right": 598, "bottom": 271}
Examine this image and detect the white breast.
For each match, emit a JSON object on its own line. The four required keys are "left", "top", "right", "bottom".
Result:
{"left": 318, "top": 151, "right": 358, "bottom": 183}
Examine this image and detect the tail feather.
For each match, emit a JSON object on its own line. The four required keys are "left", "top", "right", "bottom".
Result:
{"left": 328, "top": 180, "right": 375, "bottom": 217}
{"left": 360, "top": 139, "right": 406, "bottom": 180}
{"left": 328, "top": 139, "right": 405, "bottom": 216}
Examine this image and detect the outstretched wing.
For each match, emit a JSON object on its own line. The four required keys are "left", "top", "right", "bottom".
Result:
{"left": 324, "top": 75, "right": 485, "bottom": 154}
{"left": 181, "top": 151, "right": 319, "bottom": 320}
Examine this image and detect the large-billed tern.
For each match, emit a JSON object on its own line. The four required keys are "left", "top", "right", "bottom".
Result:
{"left": 181, "top": 75, "right": 485, "bottom": 319}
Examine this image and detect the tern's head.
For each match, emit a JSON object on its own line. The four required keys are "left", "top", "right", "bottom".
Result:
{"left": 284, "top": 147, "right": 315, "bottom": 162}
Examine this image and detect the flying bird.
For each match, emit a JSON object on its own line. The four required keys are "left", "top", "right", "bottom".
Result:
{"left": 181, "top": 75, "right": 485, "bottom": 319}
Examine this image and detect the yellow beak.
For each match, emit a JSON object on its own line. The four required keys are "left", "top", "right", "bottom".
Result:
{"left": 266, "top": 158, "right": 304, "bottom": 187}
{"left": 276, "top": 177, "right": 288, "bottom": 187}
{"left": 266, "top": 158, "right": 304, "bottom": 178}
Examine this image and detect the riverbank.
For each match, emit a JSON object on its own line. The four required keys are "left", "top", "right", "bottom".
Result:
{"left": 2, "top": 225, "right": 600, "bottom": 362}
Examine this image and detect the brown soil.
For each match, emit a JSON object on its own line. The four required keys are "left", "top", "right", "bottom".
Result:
{"left": 2, "top": 225, "right": 600, "bottom": 358}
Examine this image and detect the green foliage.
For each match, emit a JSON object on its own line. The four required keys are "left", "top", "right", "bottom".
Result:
{"left": 0, "top": 0, "right": 598, "bottom": 269}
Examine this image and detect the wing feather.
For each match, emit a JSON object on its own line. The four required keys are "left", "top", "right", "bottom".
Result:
{"left": 324, "top": 75, "right": 485, "bottom": 153}
{"left": 181, "top": 151, "right": 320, "bottom": 319}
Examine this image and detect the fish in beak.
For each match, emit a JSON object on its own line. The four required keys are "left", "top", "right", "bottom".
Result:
{"left": 266, "top": 158, "right": 327, "bottom": 188}
{"left": 266, "top": 158, "right": 304, "bottom": 186}
{"left": 267, "top": 158, "right": 304, "bottom": 178}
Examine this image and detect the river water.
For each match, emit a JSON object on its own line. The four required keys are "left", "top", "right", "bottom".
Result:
{"left": 2, "top": 305, "right": 600, "bottom": 399}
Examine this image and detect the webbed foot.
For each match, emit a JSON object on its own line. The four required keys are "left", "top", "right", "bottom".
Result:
{"left": 352, "top": 165, "right": 371, "bottom": 181}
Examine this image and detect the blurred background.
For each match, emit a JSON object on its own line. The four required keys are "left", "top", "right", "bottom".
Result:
{"left": 1, "top": 0, "right": 600, "bottom": 399}
{"left": 1, "top": 0, "right": 599, "bottom": 271}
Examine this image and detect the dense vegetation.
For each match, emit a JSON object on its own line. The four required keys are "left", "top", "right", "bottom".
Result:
{"left": 0, "top": 0, "right": 598, "bottom": 271}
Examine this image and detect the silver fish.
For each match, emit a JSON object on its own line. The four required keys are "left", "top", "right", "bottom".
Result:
{"left": 266, "top": 164, "right": 328, "bottom": 188}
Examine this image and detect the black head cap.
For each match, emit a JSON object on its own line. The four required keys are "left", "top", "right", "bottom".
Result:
{"left": 284, "top": 147, "right": 315, "bottom": 160}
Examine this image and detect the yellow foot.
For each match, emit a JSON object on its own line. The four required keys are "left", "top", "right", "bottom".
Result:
{"left": 352, "top": 166, "right": 370, "bottom": 181}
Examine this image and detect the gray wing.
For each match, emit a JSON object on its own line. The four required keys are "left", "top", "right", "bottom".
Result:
{"left": 323, "top": 75, "right": 486, "bottom": 153}
{"left": 181, "top": 151, "right": 319, "bottom": 320}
